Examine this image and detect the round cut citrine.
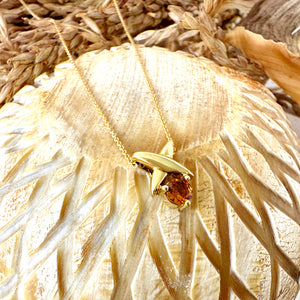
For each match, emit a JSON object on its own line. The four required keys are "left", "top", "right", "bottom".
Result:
{"left": 164, "top": 175, "right": 193, "bottom": 206}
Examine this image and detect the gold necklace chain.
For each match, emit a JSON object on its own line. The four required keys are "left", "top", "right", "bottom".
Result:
{"left": 112, "top": 0, "right": 173, "bottom": 144}
{"left": 21, "top": 0, "right": 194, "bottom": 209}
{"left": 52, "top": 0, "right": 172, "bottom": 166}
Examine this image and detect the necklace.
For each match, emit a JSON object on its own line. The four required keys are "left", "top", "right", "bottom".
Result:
{"left": 52, "top": 0, "right": 193, "bottom": 210}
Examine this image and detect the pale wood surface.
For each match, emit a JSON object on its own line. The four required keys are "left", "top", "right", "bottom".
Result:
{"left": 0, "top": 47, "right": 299, "bottom": 299}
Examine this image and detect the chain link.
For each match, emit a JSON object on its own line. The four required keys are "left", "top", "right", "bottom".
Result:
{"left": 53, "top": 20, "right": 136, "bottom": 166}
{"left": 112, "top": 0, "right": 173, "bottom": 143}
{"left": 53, "top": 0, "right": 173, "bottom": 166}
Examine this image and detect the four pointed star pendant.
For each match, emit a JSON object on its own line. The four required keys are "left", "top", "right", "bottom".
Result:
{"left": 132, "top": 141, "right": 193, "bottom": 210}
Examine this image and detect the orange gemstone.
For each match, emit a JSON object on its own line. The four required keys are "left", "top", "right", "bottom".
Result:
{"left": 165, "top": 176, "right": 193, "bottom": 205}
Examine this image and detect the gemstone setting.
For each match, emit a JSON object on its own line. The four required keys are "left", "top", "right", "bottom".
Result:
{"left": 132, "top": 141, "right": 193, "bottom": 209}
{"left": 161, "top": 173, "right": 193, "bottom": 206}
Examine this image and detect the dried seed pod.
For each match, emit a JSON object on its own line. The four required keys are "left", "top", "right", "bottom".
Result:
{"left": 0, "top": 47, "right": 299, "bottom": 299}
{"left": 240, "top": 0, "right": 300, "bottom": 55}
{"left": 225, "top": 27, "right": 300, "bottom": 105}
{"left": 223, "top": 0, "right": 300, "bottom": 115}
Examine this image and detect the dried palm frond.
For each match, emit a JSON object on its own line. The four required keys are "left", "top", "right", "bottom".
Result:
{"left": 0, "top": 0, "right": 203, "bottom": 105}
{"left": 167, "top": 5, "right": 266, "bottom": 82}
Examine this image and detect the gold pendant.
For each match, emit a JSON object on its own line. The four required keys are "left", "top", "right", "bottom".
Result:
{"left": 132, "top": 141, "right": 193, "bottom": 210}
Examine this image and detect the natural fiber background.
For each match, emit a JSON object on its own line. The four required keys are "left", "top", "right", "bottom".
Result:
{"left": 0, "top": 1, "right": 297, "bottom": 104}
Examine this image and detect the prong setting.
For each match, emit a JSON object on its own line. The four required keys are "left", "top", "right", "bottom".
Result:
{"left": 183, "top": 174, "right": 191, "bottom": 181}
{"left": 178, "top": 200, "right": 191, "bottom": 211}
{"left": 185, "top": 200, "right": 191, "bottom": 207}
{"left": 161, "top": 185, "right": 169, "bottom": 192}
{"left": 133, "top": 142, "right": 193, "bottom": 208}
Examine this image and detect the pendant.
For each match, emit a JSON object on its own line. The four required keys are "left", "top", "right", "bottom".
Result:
{"left": 132, "top": 141, "right": 193, "bottom": 210}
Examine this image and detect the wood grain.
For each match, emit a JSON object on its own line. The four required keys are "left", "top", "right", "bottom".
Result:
{"left": 0, "top": 47, "right": 299, "bottom": 299}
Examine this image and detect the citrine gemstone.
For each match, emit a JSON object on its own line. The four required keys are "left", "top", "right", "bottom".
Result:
{"left": 164, "top": 176, "right": 193, "bottom": 206}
